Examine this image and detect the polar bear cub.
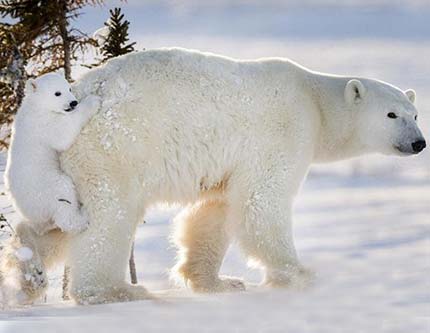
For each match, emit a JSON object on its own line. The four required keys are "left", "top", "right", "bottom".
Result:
{"left": 5, "top": 73, "right": 100, "bottom": 235}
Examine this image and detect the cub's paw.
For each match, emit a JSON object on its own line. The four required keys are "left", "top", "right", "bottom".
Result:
{"left": 56, "top": 209, "right": 89, "bottom": 234}
{"left": 17, "top": 250, "right": 48, "bottom": 304}
{"left": 74, "top": 208, "right": 90, "bottom": 233}
{"left": 81, "top": 95, "right": 101, "bottom": 115}
{"left": 264, "top": 265, "right": 315, "bottom": 290}
{"left": 69, "top": 216, "right": 89, "bottom": 234}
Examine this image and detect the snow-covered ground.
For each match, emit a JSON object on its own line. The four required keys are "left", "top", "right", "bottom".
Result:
{"left": 1, "top": 2, "right": 430, "bottom": 332}
{"left": 1, "top": 156, "right": 429, "bottom": 332}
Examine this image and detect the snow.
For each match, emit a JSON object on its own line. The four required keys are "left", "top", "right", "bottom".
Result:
{"left": 1, "top": 2, "right": 430, "bottom": 332}
{"left": 0, "top": 172, "right": 429, "bottom": 332}
{"left": 14, "top": 247, "right": 33, "bottom": 262}
{"left": 92, "top": 26, "right": 109, "bottom": 48}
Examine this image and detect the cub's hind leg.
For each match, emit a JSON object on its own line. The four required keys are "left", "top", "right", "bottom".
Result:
{"left": 0, "top": 223, "right": 68, "bottom": 305}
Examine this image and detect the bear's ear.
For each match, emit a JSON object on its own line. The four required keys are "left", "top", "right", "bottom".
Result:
{"left": 25, "top": 79, "right": 37, "bottom": 94}
{"left": 344, "top": 79, "right": 366, "bottom": 105}
{"left": 405, "top": 89, "right": 416, "bottom": 104}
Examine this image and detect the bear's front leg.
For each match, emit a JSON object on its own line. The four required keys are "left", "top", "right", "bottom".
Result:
{"left": 66, "top": 175, "right": 150, "bottom": 304}
{"left": 231, "top": 166, "right": 314, "bottom": 289}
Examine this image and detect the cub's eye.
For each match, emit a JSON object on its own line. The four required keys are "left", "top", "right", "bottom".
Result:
{"left": 69, "top": 88, "right": 72, "bottom": 92}
{"left": 414, "top": 115, "right": 418, "bottom": 121}
{"left": 55, "top": 91, "right": 61, "bottom": 97}
{"left": 387, "top": 112, "right": 397, "bottom": 119}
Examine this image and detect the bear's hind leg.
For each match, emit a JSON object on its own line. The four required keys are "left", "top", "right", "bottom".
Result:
{"left": 173, "top": 199, "right": 245, "bottom": 293}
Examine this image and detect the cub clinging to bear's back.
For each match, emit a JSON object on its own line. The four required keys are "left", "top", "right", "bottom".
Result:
{"left": 5, "top": 73, "right": 100, "bottom": 235}
{"left": 2, "top": 48, "right": 427, "bottom": 305}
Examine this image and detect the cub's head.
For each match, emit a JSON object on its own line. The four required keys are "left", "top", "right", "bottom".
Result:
{"left": 345, "top": 79, "right": 426, "bottom": 156}
{"left": 25, "top": 73, "right": 79, "bottom": 114}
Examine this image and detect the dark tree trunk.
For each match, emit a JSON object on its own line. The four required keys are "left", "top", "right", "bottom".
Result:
{"left": 57, "top": 0, "right": 72, "bottom": 82}
{"left": 11, "top": 46, "right": 26, "bottom": 109}
{"left": 62, "top": 265, "right": 70, "bottom": 300}
{"left": 129, "top": 242, "right": 137, "bottom": 284}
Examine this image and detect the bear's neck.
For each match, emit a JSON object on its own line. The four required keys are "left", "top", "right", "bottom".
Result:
{"left": 309, "top": 73, "right": 370, "bottom": 163}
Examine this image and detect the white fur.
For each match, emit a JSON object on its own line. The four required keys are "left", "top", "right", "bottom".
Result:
{"left": 5, "top": 48, "right": 425, "bottom": 304}
{"left": 5, "top": 73, "right": 100, "bottom": 235}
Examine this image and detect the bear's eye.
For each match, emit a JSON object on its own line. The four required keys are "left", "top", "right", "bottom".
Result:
{"left": 55, "top": 91, "right": 61, "bottom": 97}
{"left": 414, "top": 115, "right": 418, "bottom": 121}
{"left": 387, "top": 112, "right": 397, "bottom": 119}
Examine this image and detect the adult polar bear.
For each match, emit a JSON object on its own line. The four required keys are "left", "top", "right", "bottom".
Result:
{"left": 23, "top": 48, "right": 427, "bottom": 304}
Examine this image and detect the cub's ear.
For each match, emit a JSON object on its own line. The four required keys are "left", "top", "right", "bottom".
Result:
{"left": 25, "top": 79, "right": 37, "bottom": 94}
{"left": 55, "top": 68, "right": 65, "bottom": 77}
{"left": 344, "top": 79, "right": 366, "bottom": 105}
{"left": 405, "top": 89, "right": 416, "bottom": 104}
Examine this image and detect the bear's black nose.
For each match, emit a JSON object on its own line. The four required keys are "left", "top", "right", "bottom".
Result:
{"left": 411, "top": 140, "right": 426, "bottom": 153}
{"left": 69, "top": 100, "right": 78, "bottom": 108}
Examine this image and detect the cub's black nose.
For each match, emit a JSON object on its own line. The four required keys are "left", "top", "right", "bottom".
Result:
{"left": 69, "top": 100, "right": 78, "bottom": 108}
{"left": 412, "top": 140, "right": 426, "bottom": 153}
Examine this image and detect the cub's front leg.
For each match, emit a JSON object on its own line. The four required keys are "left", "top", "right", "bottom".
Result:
{"left": 52, "top": 95, "right": 101, "bottom": 152}
{"left": 69, "top": 94, "right": 101, "bottom": 140}
{"left": 76, "top": 95, "right": 101, "bottom": 121}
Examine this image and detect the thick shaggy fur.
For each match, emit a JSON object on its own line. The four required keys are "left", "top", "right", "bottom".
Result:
{"left": 3, "top": 48, "right": 425, "bottom": 304}
{"left": 173, "top": 200, "right": 245, "bottom": 292}
{"left": 5, "top": 73, "right": 100, "bottom": 235}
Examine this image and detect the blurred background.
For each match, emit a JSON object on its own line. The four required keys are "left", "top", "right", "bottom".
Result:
{"left": 1, "top": 1, "right": 429, "bottom": 331}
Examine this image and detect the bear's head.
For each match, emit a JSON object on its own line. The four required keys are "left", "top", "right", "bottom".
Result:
{"left": 344, "top": 79, "right": 426, "bottom": 156}
{"left": 24, "top": 73, "right": 79, "bottom": 114}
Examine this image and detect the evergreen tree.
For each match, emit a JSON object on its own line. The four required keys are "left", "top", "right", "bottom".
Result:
{"left": 97, "top": 7, "right": 136, "bottom": 63}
